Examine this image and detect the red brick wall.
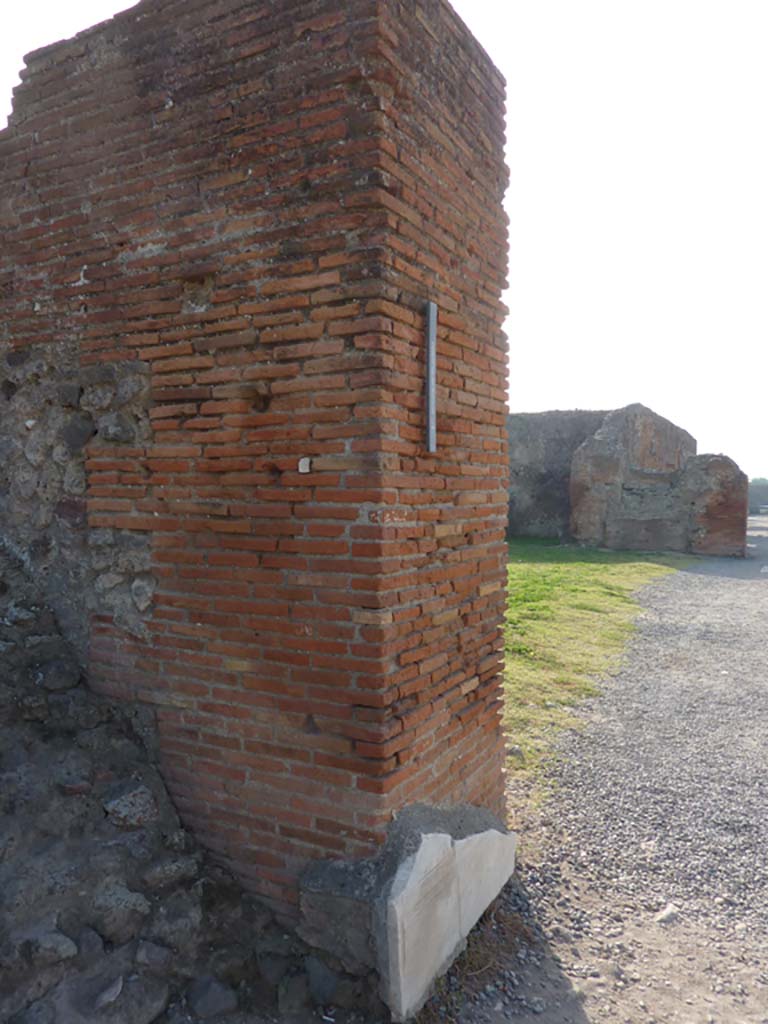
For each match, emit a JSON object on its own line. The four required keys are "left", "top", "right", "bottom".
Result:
{"left": 0, "top": 0, "right": 508, "bottom": 917}
{"left": 370, "top": 0, "right": 509, "bottom": 819}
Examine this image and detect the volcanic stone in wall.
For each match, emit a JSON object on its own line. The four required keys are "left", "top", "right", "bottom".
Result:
{"left": 0, "top": 343, "right": 153, "bottom": 660}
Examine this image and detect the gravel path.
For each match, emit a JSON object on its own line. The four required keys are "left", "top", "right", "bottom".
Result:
{"left": 540, "top": 516, "right": 768, "bottom": 936}
{"left": 430, "top": 518, "right": 768, "bottom": 1024}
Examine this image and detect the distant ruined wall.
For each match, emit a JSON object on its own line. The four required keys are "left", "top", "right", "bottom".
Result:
{"left": 508, "top": 404, "right": 747, "bottom": 556}
{"left": 681, "top": 455, "right": 749, "bottom": 557}
{"left": 570, "top": 405, "right": 747, "bottom": 557}
{"left": 507, "top": 410, "right": 607, "bottom": 538}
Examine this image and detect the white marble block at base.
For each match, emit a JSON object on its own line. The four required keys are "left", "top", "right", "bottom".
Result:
{"left": 455, "top": 828, "right": 519, "bottom": 937}
{"left": 383, "top": 828, "right": 517, "bottom": 1022}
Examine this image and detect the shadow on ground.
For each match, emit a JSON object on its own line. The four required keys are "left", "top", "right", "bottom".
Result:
{"left": 415, "top": 876, "right": 591, "bottom": 1024}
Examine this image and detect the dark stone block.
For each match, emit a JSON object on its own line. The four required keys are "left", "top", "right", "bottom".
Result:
{"left": 60, "top": 412, "right": 95, "bottom": 452}
{"left": 277, "top": 972, "right": 311, "bottom": 1017}
{"left": 6, "top": 348, "right": 30, "bottom": 367}
{"left": 305, "top": 955, "right": 339, "bottom": 1004}
{"left": 32, "top": 655, "right": 81, "bottom": 692}
{"left": 186, "top": 975, "right": 238, "bottom": 1018}
{"left": 97, "top": 412, "right": 135, "bottom": 443}
{"left": 54, "top": 498, "right": 87, "bottom": 527}
{"left": 57, "top": 382, "right": 82, "bottom": 408}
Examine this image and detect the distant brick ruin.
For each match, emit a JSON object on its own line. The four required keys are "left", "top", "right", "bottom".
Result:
{"left": 0, "top": 1, "right": 512, "bottom": 1017}
{"left": 508, "top": 405, "right": 748, "bottom": 557}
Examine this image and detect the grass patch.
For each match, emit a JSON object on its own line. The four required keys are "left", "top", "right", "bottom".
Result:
{"left": 504, "top": 538, "right": 686, "bottom": 775}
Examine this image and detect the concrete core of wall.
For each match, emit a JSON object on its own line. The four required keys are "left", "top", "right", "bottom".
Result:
{"left": 0, "top": 342, "right": 153, "bottom": 660}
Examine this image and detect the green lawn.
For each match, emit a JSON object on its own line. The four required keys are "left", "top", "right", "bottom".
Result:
{"left": 503, "top": 538, "right": 687, "bottom": 774}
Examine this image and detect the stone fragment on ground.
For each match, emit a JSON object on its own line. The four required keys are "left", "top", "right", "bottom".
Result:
{"left": 654, "top": 903, "right": 681, "bottom": 926}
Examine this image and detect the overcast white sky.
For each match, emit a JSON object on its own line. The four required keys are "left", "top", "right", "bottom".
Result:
{"left": 2, "top": 1, "right": 766, "bottom": 477}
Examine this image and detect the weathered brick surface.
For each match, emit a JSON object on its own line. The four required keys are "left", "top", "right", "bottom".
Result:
{"left": 0, "top": 0, "right": 508, "bottom": 916}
